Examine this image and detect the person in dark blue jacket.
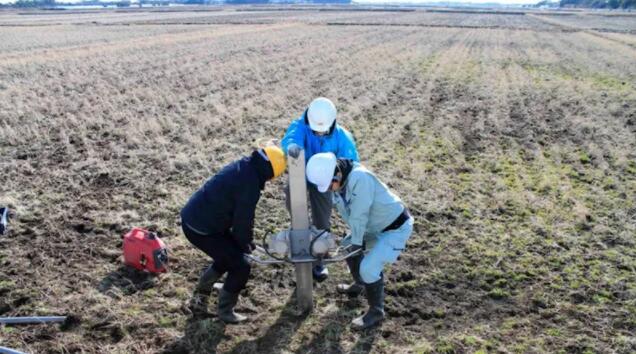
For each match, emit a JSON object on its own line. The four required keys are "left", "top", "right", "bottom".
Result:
{"left": 181, "top": 146, "right": 286, "bottom": 323}
{"left": 281, "top": 97, "right": 359, "bottom": 282}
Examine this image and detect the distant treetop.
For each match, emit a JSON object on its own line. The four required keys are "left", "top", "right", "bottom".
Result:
{"left": 557, "top": 0, "right": 635, "bottom": 8}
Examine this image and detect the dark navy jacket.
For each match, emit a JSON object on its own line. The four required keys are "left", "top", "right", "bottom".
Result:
{"left": 180, "top": 151, "right": 273, "bottom": 252}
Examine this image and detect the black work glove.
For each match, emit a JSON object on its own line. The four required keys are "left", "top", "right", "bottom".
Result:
{"left": 243, "top": 241, "right": 256, "bottom": 254}
{"left": 287, "top": 144, "right": 302, "bottom": 159}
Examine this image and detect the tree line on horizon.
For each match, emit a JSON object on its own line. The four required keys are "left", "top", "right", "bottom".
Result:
{"left": 1, "top": 0, "right": 351, "bottom": 7}
{"left": 536, "top": 0, "right": 635, "bottom": 8}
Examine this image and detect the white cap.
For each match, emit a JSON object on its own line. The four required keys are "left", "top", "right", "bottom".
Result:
{"left": 306, "top": 152, "right": 337, "bottom": 193}
{"left": 307, "top": 97, "right": 337, "bottom": 133}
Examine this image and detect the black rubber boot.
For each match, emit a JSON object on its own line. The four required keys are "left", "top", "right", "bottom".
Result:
{"left": 351, "top": 278, "right": 385, "bottom": 330}
{"left": 313, "top": 262, "right": 329, "bottom": 283}
{"left": 0, "top": 207, "right": 8, "bottom": 235}
{"left": 337, "top": 253, "right": 364, "bottom": 296}
{"left": 217, "top": 289, "right": 247, "bottom": 324}
{"left": 189, "top": 265, "right": 222, "bottom": 316}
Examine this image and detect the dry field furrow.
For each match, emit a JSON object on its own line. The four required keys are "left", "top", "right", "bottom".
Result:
{"left": 0, "top": 24, "right": 444, "bottom": 131}
{"left": 320, "top": 11, "right": 561, "bottom": 30}
{"left": 597, "top": 31, "right": 636, "bottom": 47}
{"left": 0, "top": 9, "right": 571, "bottom": 30}
{"left": 575, "top": 30, "right": 636, "bottom": 60}
{"left": 133, "top": 10, "right": 380, "bottom": 25}
{"left": 0, "top": 23, "right": 298, "bottom": 66}
{"left": 0, "top": 8, "right": 228, "bottom": 25}
{"left": 0, "top": 24, "right": 205, "bottom": 53}
{"left": 0, "top": 25, "right": 406, "bottom": 152}
{"left": 534, "top": 13, "right": 636, "bottom": 33}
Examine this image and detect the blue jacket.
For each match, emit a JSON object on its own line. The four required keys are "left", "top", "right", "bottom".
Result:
{"left": 180, "top": 151, "right": 273, "bottom": 252}
{"left": 281, "top": 111, "right": 359, "bottom": 163}
{"left": 334, "top": 162, "right": 404, "bottom": 247}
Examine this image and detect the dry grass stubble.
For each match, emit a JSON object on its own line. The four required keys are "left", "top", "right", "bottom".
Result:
{"left": 0, "top": 8, "right": 635, "bottom": 354}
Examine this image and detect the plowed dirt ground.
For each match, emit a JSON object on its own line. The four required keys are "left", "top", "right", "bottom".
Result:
{"left": 1, "top": 6, "right": 635, "bottom": 354}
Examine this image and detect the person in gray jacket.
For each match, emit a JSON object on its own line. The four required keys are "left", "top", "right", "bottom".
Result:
{"left": 306, "top": 152, "right": 414, "bottom": 330}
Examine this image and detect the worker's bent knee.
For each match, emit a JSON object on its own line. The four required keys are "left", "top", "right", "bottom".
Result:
{"left": 225, "top": 258, "right": 251, "bottom": 277}
{"left": 359, "top": 259, "right": 382, "bottom": 284}
{"left": 223, "top": 260, "right": 251, "bottom": 293}
{"left": 231, "top": 258, "right": 251, "bottom": 274}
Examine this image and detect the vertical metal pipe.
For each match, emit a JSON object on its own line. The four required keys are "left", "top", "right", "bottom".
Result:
{"left": 294, "top": 262, "right": 313, "bottom": 312}
{"left": 288, "top": 150, "right": 313, "bottom": 312}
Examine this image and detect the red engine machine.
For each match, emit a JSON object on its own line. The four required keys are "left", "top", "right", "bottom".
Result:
{"left": 123, "top": 227, "right": 168, "bottom": 273}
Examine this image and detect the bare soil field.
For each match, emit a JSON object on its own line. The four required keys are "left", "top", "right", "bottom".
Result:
{"left": 0, "top": 6, "right": 635, "bottom": 354}
{"left": 531, "top": 12, "right": 636, "bottom": 33}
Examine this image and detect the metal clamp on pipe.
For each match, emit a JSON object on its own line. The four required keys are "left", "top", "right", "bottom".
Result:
{"left": 245, "top": 231, "right": 363, "bottom": 265}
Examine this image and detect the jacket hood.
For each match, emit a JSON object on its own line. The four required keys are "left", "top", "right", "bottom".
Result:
{"left": 250, "top": 150, "right": 274, "bottom": 189}
{"left": 336, "top": 158, "right": 355, "bottom": 186}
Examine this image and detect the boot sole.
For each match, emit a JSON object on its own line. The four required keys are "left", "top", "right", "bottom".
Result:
{"left": 351, "top": 318, "right": 384, "bottom": 331}
{"left": 219, "top": 317, "right": 247, "bottom": 324}
{"left": 336, "top": 286, "right": 364, "bottom": 297}
{"left": 336, "top": 291, "right": 363, "bottom": 297}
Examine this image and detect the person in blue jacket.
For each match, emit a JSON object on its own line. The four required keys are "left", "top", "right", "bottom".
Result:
{"left": 281, "top": 97, "right": 359, "bottom": 281}
{"left": 181, "top": 146, "right": 286, "bottom": 324}
{"left": 306, "top": 152, "right": 414, "bottom": 330}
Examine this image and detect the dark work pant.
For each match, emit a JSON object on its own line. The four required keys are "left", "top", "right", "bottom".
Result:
{"left": 285, "top": 182, "right": 333, "bottom": 230}
{"left": 182, "top": 224, "right": 251, "bottom": 294}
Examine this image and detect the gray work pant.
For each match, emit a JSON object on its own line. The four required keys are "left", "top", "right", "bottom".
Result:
{"left": 285, "top": 182, "right": 332, "bottom": 231}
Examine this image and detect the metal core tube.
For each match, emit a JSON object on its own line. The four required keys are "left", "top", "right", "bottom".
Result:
{"left": 288, "top": 150, "right": 313, "bottom": 312}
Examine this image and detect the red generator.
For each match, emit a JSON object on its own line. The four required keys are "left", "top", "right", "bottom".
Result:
{"left": 123, "top": 227, "right": 169, "bottom": 273}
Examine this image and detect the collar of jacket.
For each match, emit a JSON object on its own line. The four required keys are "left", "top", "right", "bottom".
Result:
{"left": 249, "top": 150, "right": 274, "bottom": 190}
{"left": 302, "top": 109, "right": 336, "bottom": 135}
